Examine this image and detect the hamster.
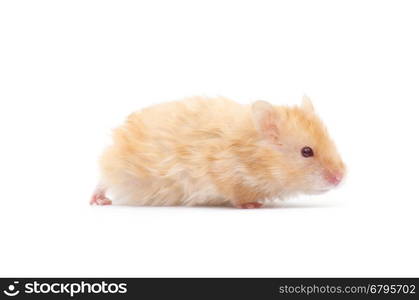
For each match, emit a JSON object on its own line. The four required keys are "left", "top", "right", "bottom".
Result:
{"left": 91, "top": 96, "right": 346, "bottom": 208}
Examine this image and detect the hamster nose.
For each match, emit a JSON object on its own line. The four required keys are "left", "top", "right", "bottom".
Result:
{"left": 325, "top": 171, "right": 343, "bottom": 186}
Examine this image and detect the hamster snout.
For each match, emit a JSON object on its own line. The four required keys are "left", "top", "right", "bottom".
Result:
{"left": 324, "top": 170, "right": 344, "bottom": 186}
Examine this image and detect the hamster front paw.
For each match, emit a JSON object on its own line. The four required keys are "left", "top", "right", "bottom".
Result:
{"left": 236, "top": 202, "right": 263, "bottom": 209}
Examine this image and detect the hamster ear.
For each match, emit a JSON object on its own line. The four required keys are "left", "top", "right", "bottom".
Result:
{"left": 301, "top": 95, "right": 315, "bottom": 113}
{"left": 251, "top": 100, "right": 280, "bottom": 144}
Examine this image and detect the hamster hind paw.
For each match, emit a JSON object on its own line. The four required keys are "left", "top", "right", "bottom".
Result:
{"left": 90, "top": 189, "right": 112, "bottom": 206}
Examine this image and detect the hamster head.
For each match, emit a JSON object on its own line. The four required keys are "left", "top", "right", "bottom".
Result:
{"left": 251, "top": 96, "right": 346, "bottom": 194}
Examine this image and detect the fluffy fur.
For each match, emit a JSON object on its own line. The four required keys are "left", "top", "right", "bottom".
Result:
{"left": 94, "top": 96, "right": 345, "bottom": 208}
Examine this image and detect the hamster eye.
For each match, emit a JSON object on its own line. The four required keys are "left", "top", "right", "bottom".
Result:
{"left": 301, "top": 146, "right": 314, "bottom": 158}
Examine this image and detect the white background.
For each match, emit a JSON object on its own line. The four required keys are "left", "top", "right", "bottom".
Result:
{"left": 0, "top": 0, "right": 418, "bottom": 277}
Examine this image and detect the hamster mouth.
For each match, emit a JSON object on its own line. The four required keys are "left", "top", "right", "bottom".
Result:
{"left": 310, "top": 180, "right": 341, "bottom": 194}
{"left": 303, "top": 186, "right": 331, "bottom": 195}
{"left": 308, "top": 189, "right": 330, "bottom": 195}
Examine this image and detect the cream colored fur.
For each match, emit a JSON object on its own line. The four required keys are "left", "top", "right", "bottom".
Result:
{"left": 97, "top": 96, "right": 345, "bottom": 207}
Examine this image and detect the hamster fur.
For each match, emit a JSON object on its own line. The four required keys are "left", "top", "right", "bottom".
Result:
{"left": 91, "top": 96, "right": 346, "bottom": 208}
